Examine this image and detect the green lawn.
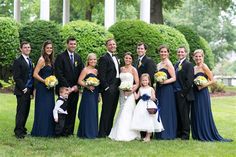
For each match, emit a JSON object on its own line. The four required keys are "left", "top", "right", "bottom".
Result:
{"left": 0, "top": 93, "right": 235, "bottom": 157}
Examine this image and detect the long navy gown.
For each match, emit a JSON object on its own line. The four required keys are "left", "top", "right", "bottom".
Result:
{"left": 191, "top": 72, "right": 232, "bottom": 142}
{"left": 31, "top": 66, "right": 55, "bottom": 137}
{"left": 77, "top": 73, "right": 99, "bottom": 138}
{"left": 155, "top": 68, "right": 177, "bottom": 140}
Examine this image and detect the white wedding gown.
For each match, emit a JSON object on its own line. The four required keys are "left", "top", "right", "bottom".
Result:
{"left": 108, "top": 72, "right": 140, "bottom": 141}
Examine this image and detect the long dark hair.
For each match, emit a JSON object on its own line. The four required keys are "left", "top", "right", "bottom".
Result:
{"left": 42, "top": 40, "right": 54, "bottom": 66}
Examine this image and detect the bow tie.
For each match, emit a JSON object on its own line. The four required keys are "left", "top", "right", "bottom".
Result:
{"left": 112, "top": 53, "right": 117, "bottom": 57}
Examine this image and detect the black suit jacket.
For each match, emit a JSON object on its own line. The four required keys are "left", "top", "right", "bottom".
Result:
{"left": 136, "top": 55, "right": 156, "bottom": 86}
{"left": 98, "top": 53, "right": 120, "bottom": 91}
{"left": 175, "top": 59, "right": 194, "bottom": 101}
{"left": 13, "top": 55, "right": 33, "bottom": 95}
{"left": 54, "top": 50, "right": 84, "bottom": 90}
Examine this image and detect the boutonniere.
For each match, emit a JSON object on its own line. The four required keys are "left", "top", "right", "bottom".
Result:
{"left": 32, "top": 62, "right": 35, "bottom": 68}
{"left": 75, "top": 61, "right": 78, "bottom": 67}
{"left": 178, "top": 64, "right": 182, "bottom": 71}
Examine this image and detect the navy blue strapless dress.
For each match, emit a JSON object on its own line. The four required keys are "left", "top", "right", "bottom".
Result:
{"left": 31, "top": 66, "right": 55, "bottom": 137}
{"left": 77, "top": 73, "right": 99, "bottom": 138}
{"left": 191, "top": 72, "right": 232, "bottom": 142}
{"left": 155, "top": 68, "right": 177, "bottom": 140}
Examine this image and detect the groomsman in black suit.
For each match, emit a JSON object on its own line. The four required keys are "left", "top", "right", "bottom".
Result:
{"left": 174, "top": 46, "right": 194, "bottom": 140}
{"left": 98, "top": 39, "right": 120, "bottom": 137}
{"left": 55, "top": 37, "right": 84, "bottom": 136}
{"left": 136, "top": 42, "right": 156, "bottom": 86}
{"left": 13, "top": 41, "right": 34, "bottom": 138}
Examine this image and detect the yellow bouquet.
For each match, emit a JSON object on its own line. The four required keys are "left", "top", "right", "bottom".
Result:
{"left": 85, "top": 77, "right": 100, "bottom": 87}
{"left": 154, "top": 71, "right": 167, "bottom": 83}
{"left": 45, "top": 75, "right": 58, "bottom": 88}
{"left": 194, "top": 76, "right": 208, "bottom": 86}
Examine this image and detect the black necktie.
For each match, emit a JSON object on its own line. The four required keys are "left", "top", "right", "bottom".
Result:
{"left": 70, "top": 54, "right": 74, "bottom": 65}
{"left": 27, "top": 57, "right": 32, "bottom": 68}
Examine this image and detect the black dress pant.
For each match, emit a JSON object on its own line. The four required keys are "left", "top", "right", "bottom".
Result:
{"left": 14, "top": 92, "right": 31, "bottom": 137}
{"left": 98, "top": 81, "right": 120, "bottom": 137}
{"left": 55, "top": 114, "right": 66, "bottom": 137}
{"left": 64, "top": 92, "right": 79, "bottom": 136}
{"left": 176, "top": 92, "right": 191, "bottom": 139}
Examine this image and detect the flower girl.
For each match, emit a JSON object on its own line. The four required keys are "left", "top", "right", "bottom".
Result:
{"left": 131, "top": 73, "right": 164, "bottom": 142}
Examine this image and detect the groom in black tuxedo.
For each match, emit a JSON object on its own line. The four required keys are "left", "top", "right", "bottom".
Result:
{"left": 174, "top": 46, "right": 194, "bottom": 140}
{"left": 13, "top": 41, "right": 34, "bottom": 138}
{"left": 98, "top": 39, "right": 120, "bottom": 137}
{"left": 55, "top": 37, "right": 84, "bottom": 136}
{"left": 136, "top": 42, "right": 156, "bottom": 86}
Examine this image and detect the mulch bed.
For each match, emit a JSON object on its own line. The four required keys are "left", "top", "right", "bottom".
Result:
{"left": 210, "top": 91, "right": 236, "bottom": 97}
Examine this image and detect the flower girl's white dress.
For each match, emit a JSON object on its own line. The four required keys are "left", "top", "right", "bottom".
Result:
{"left": 131, "top": 87, "right": 164, "bottom": 133}
{"left": 108, "top": 72, "right": 140, "bottom": 141}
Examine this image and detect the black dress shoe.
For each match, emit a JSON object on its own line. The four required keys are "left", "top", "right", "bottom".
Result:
{"left": 15, "top": 134, "right": 25, "bottom": 139}
{"left": 181, "top": 136, "right": 189, "bottom": 140}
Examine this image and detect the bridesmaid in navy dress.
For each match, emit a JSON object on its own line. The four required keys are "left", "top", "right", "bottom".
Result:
{"left": 77, "top": 53, "right": 99, "bottom": 138}
{"left": 191, "top": 49, "right": 232, "bottom": 142}
{"left": 155, "top": 45, "right": 177, "bottom": 140}
{"left": 31, "top": 40, "right": 55, "bottom": 137}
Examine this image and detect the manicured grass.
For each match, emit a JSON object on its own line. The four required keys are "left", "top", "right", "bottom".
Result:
{"left": 0, "top": 93, "right": 235, "bottom": 157}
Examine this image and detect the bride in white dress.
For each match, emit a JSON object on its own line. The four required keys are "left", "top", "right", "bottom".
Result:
{"left": 109, "top": 52, "right": 140, "bottom": 141}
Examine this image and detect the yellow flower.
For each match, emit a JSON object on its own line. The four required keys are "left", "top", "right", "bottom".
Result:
{"left": 75, "top": 61, "right": 78, "bottom": 67}
{"left": 194, "top": 76, "right": 208, "bottom": 86}
{"left": 85, "top": 77, "right": 100, "bottom": 86}
{"left": 154, "top": 71, "right": 167, "bottom": 83}
{"left": 45, "top": 75, "right": 58, "bottom": 88}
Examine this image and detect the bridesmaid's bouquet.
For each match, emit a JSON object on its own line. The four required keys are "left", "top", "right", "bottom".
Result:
{"left": 154, "top": 71, "right": 167, "bottom": 83}
{"left": 119, "top": 82, "right": 133, "bottom": 92}
{"left": 194, "top": 76, "right": 208, "bottom": 86}
{"left": 45, "top": 75, "right": 58, "bottom": 88}
{"left": 85, "top": 77, "right": 100, "bottom": 87}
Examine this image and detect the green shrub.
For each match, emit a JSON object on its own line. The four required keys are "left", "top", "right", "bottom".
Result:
{"left": 0, "top": 77, "right": 15, "bottom": 92}
{"left": 175, "top": 25, "right": 214, "bottom": 69}
{"left": 60, "top": 20, "right": 113, "bottom": 62}
{"left": 19, "top": 20, "right": 63, "bottom": 63}
{"left": 0, "top": 17, "right": 20, "bottom": 80}
{"left": 109, "top": 20, "right": 163, "bottom": 63}
{"left": 199, "top": 36, "right": 214, "bottom": 69}
{"left": 151, "top": 24, "right": 189, "bottom": 62}
{"left": 210, "top": 81, "right": 225, "bottom": 93}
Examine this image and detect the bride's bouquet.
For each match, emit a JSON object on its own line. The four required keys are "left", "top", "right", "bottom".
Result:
{"left": 85, "top": 77, "right": 100, "bottom": 87}
{"left": 45, "top": 75, "right": 58, "bottom": 88}
{"left": 194, "top": 76, "right": 208, "bottom": 86}
{"left": 119, "top": 82, "right": 133, "bottom": 92}
{"left": 154, "top": 71, "right": 167, "bottom": 83}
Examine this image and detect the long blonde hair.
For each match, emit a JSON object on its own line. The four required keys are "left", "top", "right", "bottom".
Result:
{"left": 86, "top": 53, "right": 97, "bottom": 67}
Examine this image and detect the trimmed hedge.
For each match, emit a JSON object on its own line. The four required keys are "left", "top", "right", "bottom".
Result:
{"left": 109, "top": 20, "right": 163, "bottom": 63}
{"left": 60, "top": 20, "right": 113, "bottom": 62}
{"left": 199, "top": 36, "right": 214, "bottom": 69}
{"left": 0, "top": 17, "right": 19, "bottom": 67}
{"left": 19, "top": 20, "right": 63, "bottom": 63}
{"left": 0, "top": 17, "right": 20, "bottom": 80}
{"left": 175, "top": 25, "right": 214, "bottom": 69}
{"left": 151, "top": 24, "right": 189, "bottom": 62}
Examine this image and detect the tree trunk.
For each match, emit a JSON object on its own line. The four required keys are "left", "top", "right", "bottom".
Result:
{"left": 85, "top": 4, "right": 94, "bottom": 21}
{"left": 150, "top": 0, "right": 163, "bottom": 24}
